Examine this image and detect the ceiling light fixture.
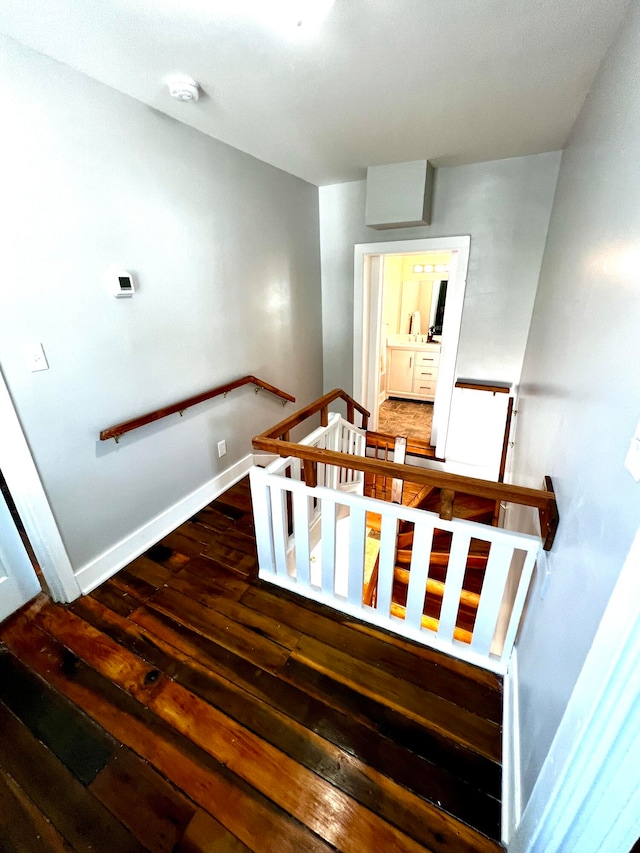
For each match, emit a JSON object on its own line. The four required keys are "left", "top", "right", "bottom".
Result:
{"left": 166, "top": 75, "right": 200, "bottom": 102}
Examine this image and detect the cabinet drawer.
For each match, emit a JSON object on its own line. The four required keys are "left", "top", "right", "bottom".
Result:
{"left": 415, "top": 351, "right": 440, "bottom": 368}
{"left": 412, "top": 378, "right": 437, "bottom": 397}
{"left": 413, "top": 365, "right": 438, "bottom": 382}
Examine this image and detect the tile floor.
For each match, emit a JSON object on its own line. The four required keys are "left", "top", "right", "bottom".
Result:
{"left": 377, "top": 398, "right": 434, "bottom": 442}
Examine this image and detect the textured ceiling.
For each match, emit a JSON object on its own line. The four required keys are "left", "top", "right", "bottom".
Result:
{"left": 0, "top": 0, "right": 630, "bottom": 185}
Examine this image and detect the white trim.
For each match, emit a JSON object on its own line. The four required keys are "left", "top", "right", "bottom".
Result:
{"left": 502, "top": 647, "right": 522, "bottom": 846}
{"left": 510, "top": 527, "right": 640, "bottom": 853}
{"left": 75, "top": 453, "right": 256, "bottom": 594}
{"left": 353, "top": 236, "right": 470, "bottom": 458}
{"left": 252, "top": 452, "right": 279, "bottom": 467}
{"left": 0, "top": 369, "right": 79, "bottom": 602}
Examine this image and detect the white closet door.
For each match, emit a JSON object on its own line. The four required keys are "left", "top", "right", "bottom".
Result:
{"left": 0, "top": 488, "right": 40, "bottom": 622}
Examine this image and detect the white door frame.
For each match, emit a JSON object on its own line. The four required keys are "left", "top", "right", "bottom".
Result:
{"left": 0, "top": 369, "right": 79, "bottom": 603}
{"left": 0, "top": 485, "right": 41, "bottom": 620}
{"left": 353, "top": 236, "right": 470, "bottom": 458}
{"left": 509, "top": 527, "right": 640, "bottom": 852}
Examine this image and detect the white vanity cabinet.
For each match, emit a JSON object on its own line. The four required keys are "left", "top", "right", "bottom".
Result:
{"left": 387, "top": 349, "right": 414, "bottom": 395}
{"left": 387, "top": 343, "right": 440, "bottom": 401}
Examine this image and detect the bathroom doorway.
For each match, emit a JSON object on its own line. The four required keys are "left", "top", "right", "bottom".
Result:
{"left": 353, "top": 236, "right": 470, "bottom": 459}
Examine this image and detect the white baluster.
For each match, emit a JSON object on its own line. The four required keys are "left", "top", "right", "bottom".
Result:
{"left": 347, "top": 505, "right": 367, "bottom": 606}
{"left": 321, "top": 497, "right": 337, "bottom": 595}
{"left": 249, "top": 468, "right": 275, "bottom": 576}
{"left": 405, "top": 522, "right": 435, "bottom": 629}
{"left": 471, "top": 541, "right": 515, "bottom": 656}
{"left": 437, "top": 532, "right": 472, "bottom": 641}
{"left": 498, "top": 547, "right": 539, "bottom": 662}
{"left": 270, "top": 483, "right": 289, "bottom": 577}
{"left": 293, "top": 488, "right": 311, "bottom": 586}
{"left": 376, "top": 514, "right": 398, "bottom": 615}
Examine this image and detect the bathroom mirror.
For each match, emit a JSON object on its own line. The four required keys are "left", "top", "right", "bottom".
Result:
{"left": 398, "top": 279, "right": 447, "bottom": 336}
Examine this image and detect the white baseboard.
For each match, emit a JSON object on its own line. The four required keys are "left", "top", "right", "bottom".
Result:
{"left": 75, "top": 453, "right": 257, "bottom": 595}
{"left": 502, "top": 647, "right": 522, "bottom": 845}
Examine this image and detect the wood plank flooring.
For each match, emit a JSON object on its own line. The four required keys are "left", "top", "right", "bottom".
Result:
{"left": 0, "top": 477, "right": 504, "bottom": 853}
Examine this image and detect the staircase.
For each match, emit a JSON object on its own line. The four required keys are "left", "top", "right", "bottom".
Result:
{"left": 364, "top": 431, "right": 496, "bottom": 644}
{"left": 251, "top": 389, "right": 556, "bottom": 673}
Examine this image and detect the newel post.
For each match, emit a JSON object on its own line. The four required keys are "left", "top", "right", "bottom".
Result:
{"left": 303, "top": 459, "right": 318, "bottom": 488}
{"left": 439, "top": 489, "right": 455, "bottom": 520}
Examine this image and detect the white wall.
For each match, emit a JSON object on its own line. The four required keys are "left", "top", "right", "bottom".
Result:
{"left": 319, "top": 152, "right": 561, "bottom": 395}
{"left": 510, "top": 1, "right": 640, "bottom": 809}
{"left": 0, "top": 35, "right": 323, "bottom": 575}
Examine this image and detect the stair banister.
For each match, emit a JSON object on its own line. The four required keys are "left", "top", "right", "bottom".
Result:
{"left": 253, "top": 388, "right": 559, "bottom": 549}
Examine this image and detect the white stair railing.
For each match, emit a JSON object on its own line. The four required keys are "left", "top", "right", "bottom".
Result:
{"left": 250, "top": 415, "right": 540, "bottom": 674}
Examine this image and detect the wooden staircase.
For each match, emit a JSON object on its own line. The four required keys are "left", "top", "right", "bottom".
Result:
{"left": 364, "top": 431, "right": 496, "bottom": 644}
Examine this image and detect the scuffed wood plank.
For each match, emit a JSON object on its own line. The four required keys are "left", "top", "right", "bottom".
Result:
{"left": 71, "top": 593, "right": 500, "bottom": 834}
{"left": 90, "top": 583, "right": 140, "bottom": 618}
{"left": 89, "top": 747, "right": 195, "bottom": 853}
{"left": 0, "top": 700, "right": 146, "bottom": 853}
{"left": 177, "top": 809, "right": 253, "bottom": 853}
{"left": 135, "top": 587, "right": 290, "bottom": 672}
{"left": 195, "top": 595, "right": 303, "bottom": 651}
{"left": 0, "top": 651, "right": 115, "bottom": 785}
{"left": 280, "top": 654, "right": 501, "bottom": 797}
{"left": 1, "top": 618, "right": 336, "bottom": 853}
{"left": 240, "top": 585, "right": 502, "bottom": 719}
{"left": 290, "top": 635, "right": 501, "bottom": 763}
{"left": 166, "top": 564, "right": 248, "bottom": 603}
{"left": 199, "top": 541, "right": 257, "bottom": 576}
{"left": 125, "top": 554, "right": 174, "bottom": 587}
{"left": 71, "top": 592, "right": 500, "bottom": 801}
{"left": 31, "top": 604, "right": 475, "bottom": 853}
{"left": 0, "top": 771, "right": 75, "bottom": 853}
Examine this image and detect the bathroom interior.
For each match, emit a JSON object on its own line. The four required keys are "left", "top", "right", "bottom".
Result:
{"left": 378, "top": 252, "right": 451, "bottom": 444}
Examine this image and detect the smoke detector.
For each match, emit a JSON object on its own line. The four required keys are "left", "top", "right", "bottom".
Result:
{"left": 166, "top": 75, "right": 200, "bottom": 102}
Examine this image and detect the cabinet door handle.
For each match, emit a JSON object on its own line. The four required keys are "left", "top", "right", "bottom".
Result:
{"left": 409, "top": 357, "right": 412, "bottom": 368}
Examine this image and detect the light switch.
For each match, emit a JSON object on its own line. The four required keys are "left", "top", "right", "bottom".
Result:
{"left": 25, "top": 343, "right": 49, "bottom": 372}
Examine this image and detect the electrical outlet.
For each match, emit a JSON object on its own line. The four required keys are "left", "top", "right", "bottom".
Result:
{"left": 217, "top": 440, "right": 227, "bottom": 458}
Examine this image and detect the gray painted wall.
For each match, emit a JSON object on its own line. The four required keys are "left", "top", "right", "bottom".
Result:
{"left": 0, "top": 35, "right": 323, "bottom": 571}
{"left": 319, "top": 152, "right": 561, "bottom": 395}
{"left": 511, "top": 3, "right": 640, "bottom": 806}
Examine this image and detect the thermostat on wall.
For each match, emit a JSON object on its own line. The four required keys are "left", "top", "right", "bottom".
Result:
{"left": 107, "top": 269, "right": 136, "bottom": 298}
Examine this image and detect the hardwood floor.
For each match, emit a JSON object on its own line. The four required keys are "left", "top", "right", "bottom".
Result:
{"left": 0, "top": 477, "right": 504, "bottom": 853}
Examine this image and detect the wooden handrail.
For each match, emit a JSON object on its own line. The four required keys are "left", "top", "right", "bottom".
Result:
{"left": 252, "top": 389, "right": 559, "bottom": 549}
{"left": 455, "top": 380, "right": 511, "bottom": 394}
{"left": 101, "top": 375, "right": 295, "bottom": 443}
{"left": 257, "top": 388, "right": 369, "bottom": 440}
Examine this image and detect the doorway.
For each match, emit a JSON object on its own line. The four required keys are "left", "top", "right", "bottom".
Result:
{"left": 0, "top": 369, "right": 79, "bottom": 607}
{"left": 0, "top": 469, "right": 41, "bottom": 622}
{"left": 353, "top": 236, "right": 470, "bottom": 459}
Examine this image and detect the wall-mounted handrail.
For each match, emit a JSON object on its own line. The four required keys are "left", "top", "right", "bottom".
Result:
{"left": 101, "top": 375, "right": 295, "bottom": 443}
{"left": 454, "top": 380, "right": 511, "bottom": 394}
{"left": 252, "top": 389, "right": 559, "bottom": 549}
